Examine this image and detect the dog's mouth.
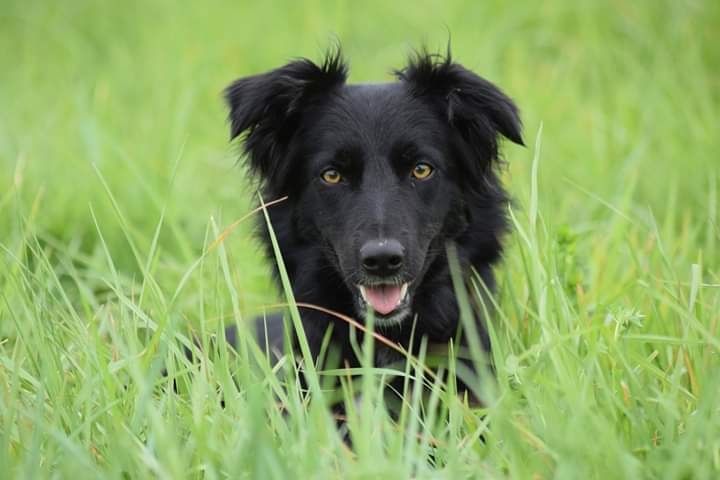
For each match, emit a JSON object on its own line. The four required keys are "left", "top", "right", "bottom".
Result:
{"left": 356, "top": 282, "right": 411, "bottom": 326}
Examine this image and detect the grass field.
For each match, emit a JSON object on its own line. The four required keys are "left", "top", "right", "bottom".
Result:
{"left": 1, "top": 0, "right": 719, "bottom": 478}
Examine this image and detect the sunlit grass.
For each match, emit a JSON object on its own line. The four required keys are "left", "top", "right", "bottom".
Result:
{"left": 1, "top": 0, "right": 719, "bottom": 478}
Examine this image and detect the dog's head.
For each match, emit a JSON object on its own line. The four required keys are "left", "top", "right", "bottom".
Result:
{"left": 225, "top": 48, "right": 522, "bottom": 327}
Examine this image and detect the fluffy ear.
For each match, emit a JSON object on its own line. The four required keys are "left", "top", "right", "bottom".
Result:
{"left": 396, "top": 49, "right": 523, "bottom": 167}
{"left": 224, "top": 48, "right": 348, "bottom": 184}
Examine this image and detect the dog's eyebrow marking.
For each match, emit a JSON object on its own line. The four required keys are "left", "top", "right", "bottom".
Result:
{"left": 390, "top": 141, "right": 419, "bottom": 163}
{"left": 333, "top": 147, "right": 359, "bottom": 167}
{"left": 397, "top": 141, "right": 419, "bottom": 157}
{"left": 390, "top": 141, "right": 443, "bottom": 172}
{"left": 325, "top": 145, "right": 364, "bottom": 178}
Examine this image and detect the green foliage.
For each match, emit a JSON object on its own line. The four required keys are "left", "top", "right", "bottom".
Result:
{"left": 1, "top": 0, "right": 718, "bottom": 478}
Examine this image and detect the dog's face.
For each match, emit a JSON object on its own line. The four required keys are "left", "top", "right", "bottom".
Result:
{"left": 291, "top": 83, "right": 464, "bottom": 325}
{"left": 225, "top": 50, "right": 522, "bottom": 326}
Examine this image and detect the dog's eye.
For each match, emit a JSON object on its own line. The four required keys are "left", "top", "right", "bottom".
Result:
{"left": 411, "top": 163, "right": 434, "bottom": 180}
{"left": 321, "top": 168, "right": 343, "bottom": 185}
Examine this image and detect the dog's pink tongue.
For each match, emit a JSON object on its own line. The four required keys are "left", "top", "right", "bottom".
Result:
{"left": 364, "top": 285, "right": 402, "bottom": 315}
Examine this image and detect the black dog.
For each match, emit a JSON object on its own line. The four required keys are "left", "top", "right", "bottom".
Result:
{"left": 223, "top": 47, "right": 522, "bottom": 403}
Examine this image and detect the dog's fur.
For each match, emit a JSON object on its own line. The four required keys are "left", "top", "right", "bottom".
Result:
{"left": 224, "top": 47, "right": 522, "bottom": 401}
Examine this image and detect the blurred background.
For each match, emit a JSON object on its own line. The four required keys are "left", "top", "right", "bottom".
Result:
{"left": 2, "top": 2, "right": 719, "bottom": 476}
{"left": 1, "top": 0, "right": 718, "bottom": 317}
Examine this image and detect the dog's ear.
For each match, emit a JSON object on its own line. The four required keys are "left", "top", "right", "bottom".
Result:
{"left": 224, "top": 48, "right": 348, "bottom": 184}
{"left": 396, "top": 49, "right": 523, "bottom": 168}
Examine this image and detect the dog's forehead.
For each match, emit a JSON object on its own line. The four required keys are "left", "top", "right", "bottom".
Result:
{"left": 309, "top": 82, "right": 443, "bottom": 147}
{"left": 337, "top": 82, "right": 420, "bottom": 117}
{"left": 343, "top": 82, "right": 405, "bottom": 100}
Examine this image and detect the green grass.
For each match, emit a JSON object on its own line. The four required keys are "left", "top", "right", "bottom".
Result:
{"left": 1, "top": 0, "right": 719, "bottom": 478}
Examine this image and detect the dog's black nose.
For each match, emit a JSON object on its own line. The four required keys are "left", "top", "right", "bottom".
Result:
{"left": 360, "top": 239, "right": 404, "bottom": 277}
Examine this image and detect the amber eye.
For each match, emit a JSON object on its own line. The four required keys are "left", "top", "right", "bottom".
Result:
{"left": 411, "top": 163, "right": 434, "bottom": 180}
{"left": 321, "top": 168, "right": 343, "bottom": 184}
